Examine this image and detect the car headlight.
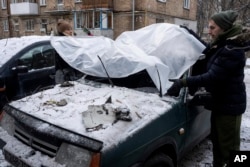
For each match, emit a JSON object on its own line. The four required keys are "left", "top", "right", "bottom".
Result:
{"left": 56, "top": 142, "right": 101, "bottom": 167}
{"left": 0, "top": 111, "right": 15, "bottom": 136}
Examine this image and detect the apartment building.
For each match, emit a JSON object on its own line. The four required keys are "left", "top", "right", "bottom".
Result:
{"left": 0, "top": 0, "right": 198, "bottom": 39}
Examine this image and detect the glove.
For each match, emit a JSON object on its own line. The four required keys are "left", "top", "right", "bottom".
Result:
{"left": 166, "top": 79, "right": 186, "bottom": 97}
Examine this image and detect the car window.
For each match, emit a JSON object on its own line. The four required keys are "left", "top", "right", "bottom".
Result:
{"left": 18, "top": 44, "right": 55, "bottom": 70}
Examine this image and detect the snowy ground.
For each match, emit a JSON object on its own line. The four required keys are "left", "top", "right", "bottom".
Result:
{"left": 1, "top": 61, "right": 250, "bottom": 167}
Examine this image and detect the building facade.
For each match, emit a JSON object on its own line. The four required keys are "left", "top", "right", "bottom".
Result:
{"left": 0, "top": 0, "right": 197, "bottom": 39}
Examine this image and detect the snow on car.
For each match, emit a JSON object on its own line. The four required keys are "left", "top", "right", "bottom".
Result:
{"left": 0, "top": 23, "right": 210, "bottom": 167}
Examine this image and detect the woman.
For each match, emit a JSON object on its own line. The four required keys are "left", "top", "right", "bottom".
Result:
{"left": 54, "top": 19, "right": 83, "bottom": 84}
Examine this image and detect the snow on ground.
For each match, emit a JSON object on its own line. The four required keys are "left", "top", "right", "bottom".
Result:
{"left": 1, "top": 60, "right": 250, "bottom": 166}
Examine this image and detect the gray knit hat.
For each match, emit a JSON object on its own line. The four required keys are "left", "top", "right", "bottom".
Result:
{"left": 211, "top": 10, "right": 238, "bottom": 30}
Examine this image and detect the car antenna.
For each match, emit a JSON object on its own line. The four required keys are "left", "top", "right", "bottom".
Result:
{"left": 155, "top": 65, "right": 163, "bottom": 97}
{"left": 97, "top": 55, "right": 114, "bottom": 87}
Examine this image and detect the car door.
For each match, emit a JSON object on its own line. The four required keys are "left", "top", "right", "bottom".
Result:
{"left": 11, "top": 42, "right": 56, "bottom": 99}
{"left": 182, "top": 69, "right": 211, "bottom": 151}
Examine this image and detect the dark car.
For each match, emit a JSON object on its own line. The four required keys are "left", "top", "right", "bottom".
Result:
{"left": 0, "top": 24, "right": 211, "bottom": 167}
{"left": 0, "top": 36, "right": 56, "bottom": 109}
{"left": 0, "top": 68, "right": 211, "bottom": 167}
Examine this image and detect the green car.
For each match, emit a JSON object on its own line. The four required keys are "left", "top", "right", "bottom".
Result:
{"left": 0, "top": 68, "right": 211, "bottom": 167}
{"left": 0, "top": 23, "right": 210, "bottom": 167}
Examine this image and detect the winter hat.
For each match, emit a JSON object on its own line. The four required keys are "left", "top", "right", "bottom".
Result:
{"left": 57, "top": 19, "right": 72, "bottom": 33}
{"left": 211, "top": 10, "right": 238, "bottom": 30}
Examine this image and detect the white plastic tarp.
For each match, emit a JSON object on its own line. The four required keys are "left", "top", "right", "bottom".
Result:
{"left": 51, "top": 23, "right": 205, "bottom": 95}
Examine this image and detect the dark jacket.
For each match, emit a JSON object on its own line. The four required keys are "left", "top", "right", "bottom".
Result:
{"left": 186, "top": 26, "right": 249, "bottom": 115}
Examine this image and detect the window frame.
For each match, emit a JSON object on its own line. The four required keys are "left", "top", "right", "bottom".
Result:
{"left": 3, "top": 20, "right": 9, "bottom": 31}
{"left": 25, "top": 19, "right": 35, "bottom": 31}
{"left": 13, "top": 19, "right": 19, "bottom": 31}
{"left": 156, "top": 0, "right": 167, "bottom": 3}
{"left": 75, "top": 10, "right": 113, "bottom": 30}
{"left": 183, "top": 0, "right": 190, "bottom": 9}
{"left": 1, "top": 0, "right": 7, "bottom": 9}
{"left": 40, "top": 0, "right": 46, "bottom": 6}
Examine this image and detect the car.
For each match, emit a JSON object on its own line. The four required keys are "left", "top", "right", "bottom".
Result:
{"left": 0, "top": 23, "right": 211, "bottom": 167}
{"left": 0, "top": 36, "right": 56, "bottom": 109}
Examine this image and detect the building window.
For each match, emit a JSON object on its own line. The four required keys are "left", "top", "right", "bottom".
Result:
{"left": 1, "top": 0, "right": 7, "bottom": 9}
{"left": 13, "top": 19, "right": 19, "bottom": 31}
{"left": 76, "top": 12, "right": 84, "bottom": 28}
{"left": 3, "top": 20, "right": 8, "bottom": 31}
{"left": 40, "top": 0, "right": 46, "bottom": 5}
{"left": 23, "top": 0, "right": 36, "bottom": 2}
{"left": 183, "top": 0, "right": 190, "bottom": 9}
{"left": 156, "top": 18, "right": 164, "bottom": 23}
{"left": 40, "top": 19, "right": 47, "bottom": 32}
{"left": 101, "top": 11, "right": 112, "bottom": 29}
{"left": 57, "top": 0, "right": 63, "bottom": 4}
{"left": 11, "top": 0, "right": 18, "bottom": 3}
{"left": 26, "top": 19, "right": 34, "bottom": 31}
{"left": 157, "top": 0, "right": 167, "bottom": 3}
{"left": 75, "top": 10, "right": 113, "bottom": 30}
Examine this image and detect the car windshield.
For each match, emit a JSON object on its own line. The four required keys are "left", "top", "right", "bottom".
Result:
{"left": 51, "top": 23, "right": 205, "bottom": 95}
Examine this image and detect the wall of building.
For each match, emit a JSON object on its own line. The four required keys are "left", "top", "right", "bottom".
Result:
{"left": 0, "top": 0, "right": 198, "bottom": 39}
{"left": 113, "top": 0, "right": 198, "bottom": 38}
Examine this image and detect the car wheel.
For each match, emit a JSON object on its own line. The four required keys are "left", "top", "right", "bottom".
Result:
{"left": 143, "top": 153, "right": 174, "bottom": 167}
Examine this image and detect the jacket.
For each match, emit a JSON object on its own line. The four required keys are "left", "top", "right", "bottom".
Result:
{"left": 186, "top": 26, "right": 249, "bottom": 115}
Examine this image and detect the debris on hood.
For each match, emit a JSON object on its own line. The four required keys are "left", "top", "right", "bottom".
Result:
{"left": 43, "top": 99, "right": 68, "bottom": 107}
{"left": 60, "top": 81, "right": 74, "bottom": 87}
{"left": 83, "top": 96, "right": 132, "bottom": 132}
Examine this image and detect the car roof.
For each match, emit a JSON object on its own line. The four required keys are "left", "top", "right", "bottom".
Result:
{"left": 0, "top": 35, "right": 51, "bottom": 68}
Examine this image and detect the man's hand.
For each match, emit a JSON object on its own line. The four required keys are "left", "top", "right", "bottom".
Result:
{"left": 166, "top": 79, "right": 185, "bottom": 97}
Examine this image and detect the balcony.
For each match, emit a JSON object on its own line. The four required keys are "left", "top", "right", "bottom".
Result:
{"left": 10, "top": 3, "right": 38, "bottom": 16}
{"left": 44, "top": 4, "right": 71, "bottom": 15}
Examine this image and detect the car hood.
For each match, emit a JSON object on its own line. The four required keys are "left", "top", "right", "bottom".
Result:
{"left": 9, "top": 79, "right": 177, "bottom": 150}
{"left": 51, "top": 23, "right": 205, "bottom": 95}
{"left": 0, "top": 36, "right": 51, "bottom": 68}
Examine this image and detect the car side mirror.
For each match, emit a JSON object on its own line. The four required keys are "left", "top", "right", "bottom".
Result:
{"left": 12, "top": 65, "right": 29, "bottom": 73}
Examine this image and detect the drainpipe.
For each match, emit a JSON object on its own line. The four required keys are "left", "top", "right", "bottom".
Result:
{"left": 7, "top": 1, "right": 13, "bottom": 37}
{"left": 132, "top": 0, "right": 135, "bottom": 31}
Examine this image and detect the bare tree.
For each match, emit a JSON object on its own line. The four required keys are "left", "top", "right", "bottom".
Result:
{"left": 197, "top": 0, "right": 250, "bottom": 40}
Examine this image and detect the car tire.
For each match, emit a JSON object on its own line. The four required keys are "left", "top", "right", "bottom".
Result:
{"left": 143, "top": 153, "right": 174, "bottom": 167}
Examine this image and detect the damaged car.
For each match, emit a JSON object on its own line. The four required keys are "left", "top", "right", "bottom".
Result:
{"left": 0, "top": 23, "right": 211, "bottom": 167}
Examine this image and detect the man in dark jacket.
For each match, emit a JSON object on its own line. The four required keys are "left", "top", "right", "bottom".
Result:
{"left": 167, "top": 10, "right": 249, "bottom": 167}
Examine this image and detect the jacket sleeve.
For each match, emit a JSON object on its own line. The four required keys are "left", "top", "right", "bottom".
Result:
{"left": 186, "top": 47, "right": 245, "bottom": 88}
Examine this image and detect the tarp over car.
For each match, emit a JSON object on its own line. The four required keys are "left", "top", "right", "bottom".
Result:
{"left": 51, "top": 23, "right": 205, "bottom": 95}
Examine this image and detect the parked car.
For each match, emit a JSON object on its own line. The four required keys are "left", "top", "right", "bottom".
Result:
{"left": 0, "top": 36, "right": 56, "bottom": 109}
{"left": 0, "top": 24, "right": 211, "bottom": 167}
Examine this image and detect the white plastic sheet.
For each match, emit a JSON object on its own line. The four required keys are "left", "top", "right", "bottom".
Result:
{"left": 51, "top": 23, "right": 205, "bottom": 95}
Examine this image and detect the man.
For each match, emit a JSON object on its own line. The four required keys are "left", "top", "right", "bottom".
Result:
{"left": 167, "top": 10, "right": 250, "bottom": 167}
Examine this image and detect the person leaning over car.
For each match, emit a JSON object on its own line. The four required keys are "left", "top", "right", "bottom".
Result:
{"left": 167, "top": 10, "right": 250, "bottom": 167}
{"left": 54, "top": 19, "right": 83, "bottom": 84}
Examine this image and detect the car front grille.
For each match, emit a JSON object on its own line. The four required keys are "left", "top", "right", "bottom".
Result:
{"left": 14, "top": 126, "right": 58, "bottom": 157}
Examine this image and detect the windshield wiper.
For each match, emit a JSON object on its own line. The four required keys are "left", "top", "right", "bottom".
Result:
{"left": 97, "top": 55, "right": 114, "bottom": 87}
{"left": 155, "top": 65, "right": 162, "bottom": 97}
